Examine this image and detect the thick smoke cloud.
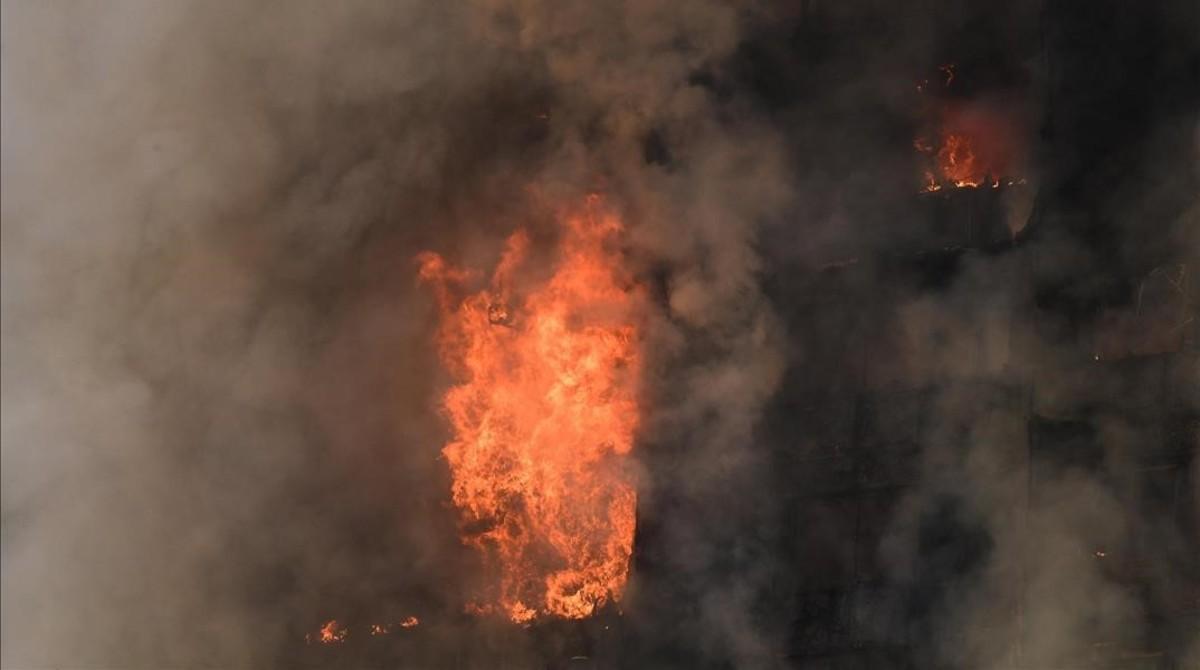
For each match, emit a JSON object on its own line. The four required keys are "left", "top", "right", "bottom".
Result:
{"left": 3, "top": 1, "right": 790, "bottom": 666}
{"left": 1, "top": 2, "right": 476, "bottom": 665}
{"left": 3, "top": 1, "right": 1197, "bottom": 668}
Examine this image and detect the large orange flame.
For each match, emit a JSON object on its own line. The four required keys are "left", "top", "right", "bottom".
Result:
{"left": 418, "top": 197, "right": 642, "bottom": 624}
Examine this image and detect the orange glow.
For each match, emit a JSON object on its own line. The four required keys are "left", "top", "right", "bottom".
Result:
{"left": 419, "top": 196, "right": 642, "bottom": 624}
{"left": 399, "top": 615, "right": 420, "bottom": 628}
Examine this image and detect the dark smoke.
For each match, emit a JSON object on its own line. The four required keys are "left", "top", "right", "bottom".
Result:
{"left": 2, "top": 1, "right": 1196, "bottom": 668}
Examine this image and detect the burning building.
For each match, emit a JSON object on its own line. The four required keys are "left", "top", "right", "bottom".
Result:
{"left": 2, "top": 1, "right": 1196, "bottom": 669}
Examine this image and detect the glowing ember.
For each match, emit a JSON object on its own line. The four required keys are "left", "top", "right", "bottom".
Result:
{"left": 399, "top": 615, "right": 420, "bottom": 628}
{"left": 419, "top": 196, "right": 643, "bottom": 624}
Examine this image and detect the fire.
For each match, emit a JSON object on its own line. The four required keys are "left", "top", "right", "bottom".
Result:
{"left": 308, "top": 617, "right": 420, "bottom": 642}
{"left": 418, "top": 196, "right": 643, "bottom": 624}
{"left": 367, "top": 617, "right": 418, "bottom": 635}
{"left": 916, "top": 129, "right": 1007, "bottom": 191}
{"left": 936, "top": 133, "right": 993, "bottom": 188}
{"left": 914, "top": 64, "right": 1024, "bottom": 191}
{"left": 922, "top": 170, "right": 943, "bottom": 192}
{"left": 307, "top": 620, "right": 347, "bottom": 645}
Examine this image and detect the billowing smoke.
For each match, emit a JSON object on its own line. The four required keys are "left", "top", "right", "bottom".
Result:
{"left": 2, "top": 1, "right": 1197, "bottom": 668}
{"left": 3, "top": 1, "right": 789, "bottom": 666}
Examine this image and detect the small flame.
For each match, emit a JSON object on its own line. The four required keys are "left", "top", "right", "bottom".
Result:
{"left": 312, "top": 617, "right": 420, "bottom": 640}
{"left": 307, "top": 620, "right": 347, "bottom": 645}
{"left": 922, "top": 170, "right": 943, "bottom": 193}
